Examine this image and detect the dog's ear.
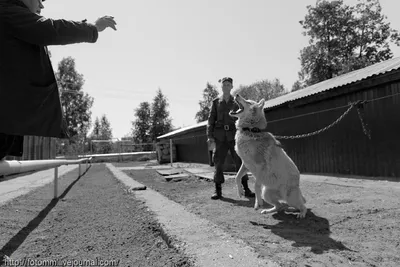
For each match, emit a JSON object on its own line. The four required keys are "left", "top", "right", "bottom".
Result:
{"left": 257, "top": 99, "right": 265, "bottom": 108}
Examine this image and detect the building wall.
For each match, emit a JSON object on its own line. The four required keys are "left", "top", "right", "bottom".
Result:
{"left": 265, "top": 80, "right": 400, "bottom": 178}
{"left": 168, "top": 127, "right": 209, "bottom": 163}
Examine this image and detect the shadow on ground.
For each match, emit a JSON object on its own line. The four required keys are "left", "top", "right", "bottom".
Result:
{"left": 0, "top": 166, "right": 92, "bottom": 263}
{"left": 250, "top": 209, "right": 352, "bottom": 254}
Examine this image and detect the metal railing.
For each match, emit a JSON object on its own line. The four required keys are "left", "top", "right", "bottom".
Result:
{"left": 0, "top": 150, "right": 155, "bottom": 200}
{"left": 56, "top": 151, "right": 155, "bottom": 162}
{"left": 0, "top": 157, "right": 92, "bottom": 199}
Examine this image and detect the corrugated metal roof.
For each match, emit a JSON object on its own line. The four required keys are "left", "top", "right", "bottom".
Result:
{"left": 157, "top": 121, "right": 207, "bottom": 140}
{"left": 264, "top": 56, "right": 400, "bottom": 109}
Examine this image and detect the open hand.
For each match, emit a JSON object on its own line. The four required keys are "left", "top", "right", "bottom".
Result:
{"left": 95, "top": 16, "right": 117, "bottom": 32}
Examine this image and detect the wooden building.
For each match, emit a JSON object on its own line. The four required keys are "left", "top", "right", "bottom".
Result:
{"left": 265, "top": 57, "right": 400, "bottom": 178}
{"left": 157, "top": 121, "right": 209, "bottom": 164}
{"left": 158, "top": 57, "right": 400, "bottom": 179}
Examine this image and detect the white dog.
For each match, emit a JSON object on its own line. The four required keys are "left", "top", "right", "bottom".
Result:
{"left": 230, "top": 94, "right": 307, "bottom": 218}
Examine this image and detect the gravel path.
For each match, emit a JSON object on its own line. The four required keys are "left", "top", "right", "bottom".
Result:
{"left": 0, "top": 164, "right": 193, "bottom": 267}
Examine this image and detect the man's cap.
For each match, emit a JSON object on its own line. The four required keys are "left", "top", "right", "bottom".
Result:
{"left": 218, "top": 77, "right": 233, "bottom": 83}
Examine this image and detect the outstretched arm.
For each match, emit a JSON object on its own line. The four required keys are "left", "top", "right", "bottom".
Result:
{"left": 2, "top": 5, "right": 116, "bottom": 46}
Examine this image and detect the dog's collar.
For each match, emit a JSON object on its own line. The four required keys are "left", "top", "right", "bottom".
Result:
{"left": 241, "top": 127, "right": 269, "bottom": 133}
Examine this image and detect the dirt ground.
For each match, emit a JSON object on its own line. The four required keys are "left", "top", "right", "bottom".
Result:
{"left": 0, "top": 164, "right": 193, "bottom": 267}
{"left": 120, "top": 162, "right": 400, "bottom": 267}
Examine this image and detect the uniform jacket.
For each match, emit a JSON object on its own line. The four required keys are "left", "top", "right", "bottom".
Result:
{"left": 207, "top": 95, "right": 239, "bottom": 142}
{"left": 0, "top": 0, "right": 99, "bottom": 138}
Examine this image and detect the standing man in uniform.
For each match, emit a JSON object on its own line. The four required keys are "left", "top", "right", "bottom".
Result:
{"left": 207, "top": 77, "right": 255, "bottom": 200}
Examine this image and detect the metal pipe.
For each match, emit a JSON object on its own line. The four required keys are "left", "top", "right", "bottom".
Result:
{"left": 170, "top": 139, "right": 173, "bottom": 166}
{"left": 0, "top": 158, "right": 91, "bottom": 176}
{"left": 56, "top": 152, "right": 154, "bottom": 159}
{"left": 57, "top": 151, "right": 155, "bottom": 158}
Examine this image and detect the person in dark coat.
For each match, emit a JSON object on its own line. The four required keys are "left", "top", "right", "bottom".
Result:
{"left": 0, "top": 0, "right": 117, "bottom": 160}
{"left": 207, "top": 77, "right": 255, "bottom": 200}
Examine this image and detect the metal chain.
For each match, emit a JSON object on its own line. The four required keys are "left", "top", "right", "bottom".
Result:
{"left": 355, "top": 101, "right": 372, "bottom": 139}
{"left": 275, "top": 103, "right": 356, "bottom": 140}
{"left": 164, "top": 101, "right": 371, "bottom": 142}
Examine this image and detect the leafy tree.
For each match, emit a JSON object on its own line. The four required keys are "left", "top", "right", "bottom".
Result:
{"left": 88, "top": 115, "right": 113, "bottom": 154}
{"left": 195, "top": 82, "right": 219, "bottom": 123}
{"left": 55, "top": 57, "right": 94, "bottom": 156}
{"left": 299, "top": 0, "right": 354, "bottom": 85}
{"left": 299, "top": 0, "right": 400, "bottom": 86}
{"left": 130, "top": 89, "right": 172, "bottom": 150}
{"left": 56, "top": 57, "right": 94, "bottom": 137}
{"left": 291, "top": 80, "right": 305, "bottom": 92}
{"left": 149, "top": 88, "right": 172, "bottom": 141}
{"left": 232, "top": 78, "right": 286, "bottom": 102}
{"left": 99, "top": 115, "right": 113, "bottom": 139}
{"left": 341, "top": 0, "right": 400, "bottom": 73}
{"left": 132, "top": 101, "right": 152, "bottom": 151}
{"left": 91, "top": 117, "right": 101, "bottom": 139}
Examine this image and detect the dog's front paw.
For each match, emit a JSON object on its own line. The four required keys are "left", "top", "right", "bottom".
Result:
{"left": 297, "top": 209, "right": 307, "bottom": 219}
{"left": 254, "top": 202, "right": 260, "bottom": 210}
{"left": 237, "top": 187, "right": 244, "bottom": 198}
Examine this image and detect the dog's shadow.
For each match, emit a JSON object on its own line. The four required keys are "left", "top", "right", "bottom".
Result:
{"left": 250, "top": 210, "right": 352, "bottom": 254}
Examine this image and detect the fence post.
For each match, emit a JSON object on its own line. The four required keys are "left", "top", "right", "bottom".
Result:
{"left": 53, "top": 167, "right": 58, "bottom": 199}
{"left": 118, "top": 142, "right": 120, "bottom": 162}
{"left": 79, "top": 163, "right": 82, "bottom": 177}
{"left": 153, "top": 142, "right": 156, "bottom": 160}
{"left": 170, "top": 139, "right": 173, "bottom": 167}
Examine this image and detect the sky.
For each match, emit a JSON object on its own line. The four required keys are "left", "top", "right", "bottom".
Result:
{"left": 44, "top": 0, "right": 400, "bottom": 139}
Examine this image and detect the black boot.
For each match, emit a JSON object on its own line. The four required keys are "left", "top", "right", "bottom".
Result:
{"left": 242, "top": 179, "right": 255, "bottom": 198}
{"left": 211, "top": 183, "right": 222, "bottom": 200}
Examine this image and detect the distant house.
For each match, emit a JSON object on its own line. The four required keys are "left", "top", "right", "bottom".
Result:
{"left": 158, "top": 57, "right": 400, "bottom": 179}
{"left": 157, "top": 121, "right": 209, "bottom": 164}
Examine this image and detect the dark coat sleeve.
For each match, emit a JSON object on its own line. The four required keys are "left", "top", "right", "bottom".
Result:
{"left": 2, "top": 5, "right": 98, "bottom": 46}
{"left": 207, "top": 99, "right": 218, "bottom": 139}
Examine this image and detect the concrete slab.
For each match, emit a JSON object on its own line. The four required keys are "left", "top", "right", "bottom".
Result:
{"left": 156, "top": 169, "right": 183, "bottom": 176}
{"left": 164, "top": 173, "right": 190, "bottom": 181}
{"left": 183, "top": 168, "right": 214, "bottom": 175}
{"left": 0, "top": 165, "right": 79, "bottom": 206}
{"left": 106, "top": 164, "right": 278, "bottom": 267}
